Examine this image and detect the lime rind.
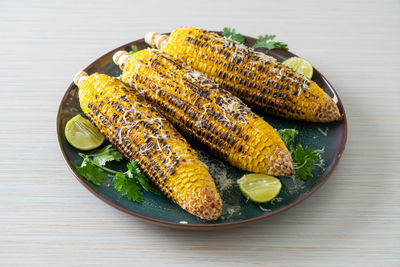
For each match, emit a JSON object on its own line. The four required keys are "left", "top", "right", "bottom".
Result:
{"left": 65, "top": 114, "right": 105, "bottom": 150}
{"left": 282, "top": 57, "right": 313, "bottom": 79}
{"left": 238, "top": 173, "right": 282, "bottom": 203}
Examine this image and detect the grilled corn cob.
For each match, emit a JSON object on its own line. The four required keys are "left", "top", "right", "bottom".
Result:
{"left": 113, "top": 49, "right": 294, "bottom": 176}
{"left": 145, "top": 27, "right": 342, "bottom": 122}
{"left": 73, "top": 71, "right": 222, "bottom": 220}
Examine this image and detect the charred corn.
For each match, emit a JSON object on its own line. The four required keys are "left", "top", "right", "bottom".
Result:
{"left": 73, "top": 72, "right": 222, "bottom": 220}
{"left": 145, "top": 27, "right": 342, "bottom": 122}
{"left": 114, "top": 49, "right": 294, "bottom": 176}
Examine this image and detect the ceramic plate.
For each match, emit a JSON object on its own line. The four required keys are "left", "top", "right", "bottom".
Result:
{"left": 57, "top": 34, "right": 347, "bottom": 229}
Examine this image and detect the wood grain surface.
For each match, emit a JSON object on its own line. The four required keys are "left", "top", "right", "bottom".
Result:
{"left": 1, "top": 0, "right": 399, "bottom": 266}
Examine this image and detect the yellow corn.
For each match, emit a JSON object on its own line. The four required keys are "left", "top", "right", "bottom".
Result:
{"left": 74, "top": 72, "right": 222, "bottom": 220}
{"left": 146, "top": 27, "right": 342, "bottom": 122}
{"left": 115, "top": 49, "right": 294, "bottom": 176}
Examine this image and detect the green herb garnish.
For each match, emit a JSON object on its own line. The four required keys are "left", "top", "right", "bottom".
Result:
{"left": 220, "top": 28, "right": 288, "bottom": 50}
{"left": 278, "top": 128, "right": 298, "bottom": 148}
{"left": 76, "top": 158, "right": 107, "bottom": 186}
{"left": 252, "top": 34, "right": 288, "bottom": 50}
{"left": 114, "top": 172, "right": 143, "bottom": 202}
{"left": 86, "top": 144, "right": 124, "bottom": 166}
{"left": 279, "top": 128, "right": 323, "bottom": 180}
{"left": 76, "top": 145, "right": 161, "bottom": 202}
{"left": 127, "top": 161, "right": 162, "bottom": 195}
{"left": 128, "top": 45, "right": 139, "bottom": 55}
{"left": 221, "top": 27, "right": 245, "bottom": 44}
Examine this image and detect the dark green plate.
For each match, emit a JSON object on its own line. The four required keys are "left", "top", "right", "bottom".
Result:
{"left": 57, "top": 35, "right": 347, "bottom": 230}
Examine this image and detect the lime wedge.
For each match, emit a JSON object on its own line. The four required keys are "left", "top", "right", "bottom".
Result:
{"left": 238, "top": 173, "right": 282, "bottom": 203}
{"left": 282, "top": 57, "right": 313, "bottom": 79}
{"left": 65, "top": 114, "right": 105, "bottom": 150}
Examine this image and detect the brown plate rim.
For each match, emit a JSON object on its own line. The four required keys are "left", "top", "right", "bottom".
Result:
{"left": 57, "top": 34, "right": 347, "bottom": 230}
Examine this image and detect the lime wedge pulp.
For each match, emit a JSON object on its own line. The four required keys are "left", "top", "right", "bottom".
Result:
{"left": 65, "top": 114, "right": 105, "bottom": 150}
{"left": 238, "top": 173, "right": 282, "bottom": 203}
{"left": 282, "top": 57, "right": 313, "bottom": 79}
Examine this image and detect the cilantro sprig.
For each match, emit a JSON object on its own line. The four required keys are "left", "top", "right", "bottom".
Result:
{"left": 221, "top": 27, "right": 245, "bottom": 44}
{"left": 128, "top": 45, "right": 139, "bottom": 55}
{"left": 220, "top": 27, "right": 288, "bottom": 50}
{"left": 114, "top": 172, "right": 143, "bottom": 202}
{"left": 76, "top": 145, "right": 161, "bottom": 202}
{"left": 279, "top": 129, "right": 323, "bottom": 180}
{"left": 252, "top": 34, "right": 288, "bottom": 50}
{"left": 76, "top": 159, "right": 107, "bottom": 186}
{"left": 127, "top": 161, "right": 162, "bottom": 196}
{"left": 86, "top": 144, "right": 124, "bottom": 166}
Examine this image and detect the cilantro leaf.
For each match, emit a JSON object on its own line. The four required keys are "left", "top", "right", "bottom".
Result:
{"left": 127, "top": 160, "right": 140, "bottom": 173}
{"left": 76, "top": 159, "right": 107, "bottom": 185}
{"left": 221, "top": 27, "right": 245, "bottom": 44}
{"left": 77, "top": 150, "right": 162, "bottom": 203}
{"left": 278, "top": 128, "right": 298, "bottom": 149}
{"left": 279, "top": 128, "right": 323, "bottom": 180}
{"left": 252, "top": 34, "right": 288, "bottom": 50}
{"left": 89, "top": 145, "right": 123, "bottom": 166}
{"left": 127, "top": 161, "right": 162, "bottom": 196}
{"left": 136, "top": 173, "right": 162, "bottom": 196}
{"left": 292, "top": 144, "right": 321, "bottom": 180}
{"left": 114, "top": 173, "right": 142, "bottom": 202}
{"left": 128, "top": 45, "right": 139, "bottom": 55}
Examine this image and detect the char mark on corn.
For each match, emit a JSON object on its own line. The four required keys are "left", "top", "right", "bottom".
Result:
{"left": 150, "top": 27, "right": 341, "bottom": 122}
{"left": 117, "top": 49, "right": 294, "bottom": 176}
{"left": 75, "top": 72, "right": 222, "bottom": 220}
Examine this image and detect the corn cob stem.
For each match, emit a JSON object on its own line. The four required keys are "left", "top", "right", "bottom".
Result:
{"left": 113, "top": 51, "right": 130, "bottom": 69}
{"left": 73, "top": 71, "right": 222, "bottom": 220}
{"left": 113, "top": 51, "right": 129, "bottom": 69}
{"left": 73, "top": 71, "right": 89, "bottom": 88}
{"left": 145, "top": 32, "right": 169, "bottom": 49}
{"left": 114, "top": 49, "right": 294, "bottom": 176}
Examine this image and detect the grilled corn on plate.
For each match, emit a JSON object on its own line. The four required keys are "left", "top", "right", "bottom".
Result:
{"left": 113, "top": 49, "right": 294, "bottom": 176}
{"left": 145, "top": 27, "right": 341, "bottom": 122}
{"left": 74, "top": 71, "right": 222, "bottom": 220}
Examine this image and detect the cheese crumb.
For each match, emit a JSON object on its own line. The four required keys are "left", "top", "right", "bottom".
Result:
{"left": 317, "top": 127, "right": 328, "bottom": 136}
{"left": 196, "top": 150, "right": 234, "bottom": 192}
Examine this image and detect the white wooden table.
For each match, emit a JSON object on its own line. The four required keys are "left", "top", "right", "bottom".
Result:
{"left": 1, "top": 0, "right": 399, "bottom": 266}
